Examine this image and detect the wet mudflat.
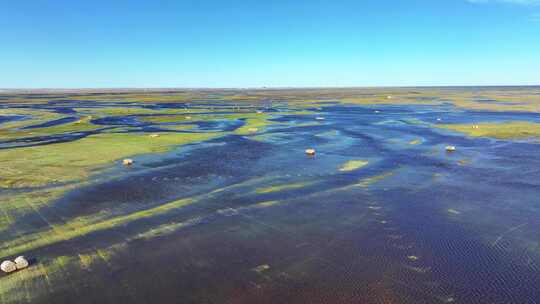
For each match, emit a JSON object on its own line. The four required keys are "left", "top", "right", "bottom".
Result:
{"left": 1, "top": 88, "right": 540, "bottom": 303}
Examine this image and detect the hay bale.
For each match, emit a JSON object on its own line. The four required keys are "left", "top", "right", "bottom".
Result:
{"left": 305, "top": 149, "right": 316, "bottom": 156}
{"left": 315, "top": 117, "right": 325, "bottom": 120}
{"left": 253, "top": 264, "right": 270, "bottom": 273}
{"left": 1, "top": 260, "right": 16, "bottom": 273}
{"left": 14, "top": 256, "right": 29, "bottom": 270}
{"left": 149, "top": 134, "right": 160, "bottom": 138}
{"left": 445, "top": 146, "right": 456, "bottom": 152}
{"left": 122, "top": 159, "right": 134, "bottom": 166}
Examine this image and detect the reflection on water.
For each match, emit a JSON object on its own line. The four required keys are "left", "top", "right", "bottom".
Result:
{"left": 1, "top": 90, "right": 540, "bottom": 304}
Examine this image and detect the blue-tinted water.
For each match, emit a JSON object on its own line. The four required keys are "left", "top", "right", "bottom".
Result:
{"left": 1, "top": 93, "right": 540, "bottom": 303}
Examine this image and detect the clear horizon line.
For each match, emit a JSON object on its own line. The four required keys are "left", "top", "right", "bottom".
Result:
{"left": 1, "top": 84, "right": 540, "bottom": 92}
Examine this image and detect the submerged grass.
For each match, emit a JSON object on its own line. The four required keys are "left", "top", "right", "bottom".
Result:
{"left": 0, "top": 185, "right": 78, "bottom": 233}
{"left": 356, "top": 172, "right": 395, "bottom": 187}
{"left": 0, "top": 196, "right": 196, "bottom": 258}
{"left": 255, "top": 182, "right": 312, "bottom": 194}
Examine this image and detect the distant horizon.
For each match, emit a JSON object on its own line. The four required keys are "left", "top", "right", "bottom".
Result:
{"left": 1, "top": 84, "right": 540, "bottom": 93}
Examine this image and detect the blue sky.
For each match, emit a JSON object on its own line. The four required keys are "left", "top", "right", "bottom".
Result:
{"left": 0, "top": 0, "right": 538, "bottom": 88}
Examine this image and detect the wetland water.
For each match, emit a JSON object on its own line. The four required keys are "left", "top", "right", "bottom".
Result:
{"left": 0, "top": 88, "right": 540, "bottom": 303}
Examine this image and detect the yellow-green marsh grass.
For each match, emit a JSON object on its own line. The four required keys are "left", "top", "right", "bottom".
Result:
{"left": 355, "top": 172, "right": 395, "bottom": 188}
{"left": 0, "top": 109, "right": 66, "bottom": 134}
{"left": 339, "top": 160, "right": 369, "bottom": 172}
{"left": 437, "top": 121, "right": 540, "bottom": 140}
{"left": 1, "top": 117, "right": 102, "bottom": 141}
{"left": 0, "top": 132, "right": 220, "bottom": 188}
{"left": 78, "top": 243, "right": 127, "bottom": 269}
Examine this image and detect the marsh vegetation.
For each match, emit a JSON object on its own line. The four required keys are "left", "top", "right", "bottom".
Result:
{"left": 1, "top": 87, "right": 539, "bottom": 303}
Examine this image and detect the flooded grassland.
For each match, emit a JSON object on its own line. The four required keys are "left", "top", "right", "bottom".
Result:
{"left": 1, "top": 87, "right": 540, "bottom": 303}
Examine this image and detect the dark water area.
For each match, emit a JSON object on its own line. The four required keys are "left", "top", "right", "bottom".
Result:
{"left": 0, "top": 115, "right": 26, "bottom": 125}
{"left": 2, "top": 93, "right": 540, "bottom": 303}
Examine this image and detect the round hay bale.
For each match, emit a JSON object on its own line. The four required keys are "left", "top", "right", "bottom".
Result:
{"left": 445, "top": 146, "right": 456, "bottom": 152}
{"left": 123, "top": 159, "right": 134, "bottom": 166}
{"left": 305, "top": 149, "right": 316, "bottom": 156}
{"left": 14, "top": 256, "right": 29, "bottom": 270}
{"left": 149, "top": 134, "right": 160, "bottom": 138}
{"left": 1, "top": 260, "right": 16, "bottom": 273}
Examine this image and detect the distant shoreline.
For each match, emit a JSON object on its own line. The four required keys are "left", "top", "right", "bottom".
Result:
{"left": 1, "top": 85, "right": 539, "bottom": 94}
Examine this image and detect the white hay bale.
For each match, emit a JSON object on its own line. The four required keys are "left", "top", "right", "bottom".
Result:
{"left": 315, "top": 117, "right": 325, "bottom": 120}
{"left": 445, "top": 146, "right": 456, "bottom": 152}
{"left": 253, "top": 264, "right": 270, "bottom": 273}
{"left": 14, "top": 256, "right": 29, "bottom": 270}
{"left": 122, "top": 159, "right": 134, "bottom": 166}
{"left": 149, "top": 134, "right": 160, "bottom": 138}
{"left": 305, "top": 149, "right": 316, "bottom": 156}
{"left": 1, "top": 260, "right": 16, "bottom": 273}
{"left": 185, "top": 116, "right": 192, "bottom": 120}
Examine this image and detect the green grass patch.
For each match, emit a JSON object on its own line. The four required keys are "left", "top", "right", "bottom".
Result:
{"left": 0, "top": 132, "right": 220, "bottom": 188}
{"left": 339, "top": 160, "right": 369, "bottom": 172}
{"left": 437, "top": 121, "right": 540, "bottom": 140}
